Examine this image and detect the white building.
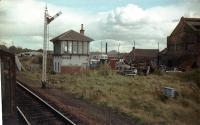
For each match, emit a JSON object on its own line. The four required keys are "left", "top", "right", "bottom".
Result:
{"left": 50, "top": 24, "right": 93, "bottom": 73}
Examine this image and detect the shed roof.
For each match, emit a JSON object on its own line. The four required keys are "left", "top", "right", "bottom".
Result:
{"left": 129, "top": 49, "right": 159, "bottom": 58}
{"left": 50, "top": 30, "right": 94, "bottom": 42}
{"left": 159, "top": 48, "right": 167, "bottom": 55}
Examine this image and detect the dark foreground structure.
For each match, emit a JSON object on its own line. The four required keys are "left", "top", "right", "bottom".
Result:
{"left": 0, "top": 49, "right": 17, "bottom": 125}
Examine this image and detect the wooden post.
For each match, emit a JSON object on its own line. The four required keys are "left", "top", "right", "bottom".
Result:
{"left": 0, "top": 58, "right": 2, "bottom": 125}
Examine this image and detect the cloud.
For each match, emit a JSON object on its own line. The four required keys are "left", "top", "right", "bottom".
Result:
{"left": 104, "top": 4, "right": 146, "bottom": 25}
{"left": 88, "top": 2, "right": 200, "bottom": 52}
{"left": 0, "top": 0, "right": 93, "bottom": 49}
{"left": 0, "top": 0, "right": 200, "bottom": 52}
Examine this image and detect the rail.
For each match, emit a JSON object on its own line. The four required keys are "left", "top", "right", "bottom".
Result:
{"left": 16, "top": 81, "right": 76, "bottom": 125}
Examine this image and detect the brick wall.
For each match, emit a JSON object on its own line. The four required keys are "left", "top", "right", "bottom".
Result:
{"left": 61, "top": 66, "right": 82, "bottom": 74}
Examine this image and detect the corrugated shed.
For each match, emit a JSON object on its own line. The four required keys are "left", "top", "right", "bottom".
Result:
{"left": 129, "top": 49, "right": 159, "bottom": 58}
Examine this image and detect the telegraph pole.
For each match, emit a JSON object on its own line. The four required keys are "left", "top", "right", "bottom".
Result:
{"left": 133, "top": 40, "right": 135, "bottom": 62}
{"left": 118, "top": 42, "right": 120, "bottom": 53}
{"left": 42, "top": 5, "right": 62, "bottom": 88}
{"left": 101, "top": 41, "right": 102, "bottom": 54}
{"left": 117, "top": 42, "right": 120, "bottom": 59}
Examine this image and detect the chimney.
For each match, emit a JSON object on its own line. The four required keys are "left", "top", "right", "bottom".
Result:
{"left": 80, "top": 24, "right": 85, "bottom": 35}
{"left": 105, "top": 42, "right": 108, "bottom": 54}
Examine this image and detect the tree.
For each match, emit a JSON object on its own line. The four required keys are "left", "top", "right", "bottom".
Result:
{"left": 37, "top": 49, "right": 43, "bottom": 52}
{"left": 15, "top": 47, "right": 23, "bottom": 54}
{"left": 0, "top": 45, "right": 8, "bottom": 51}
{"left": 23, "top": 48, "right": 32, "bottom": 52}
{"left": 8, "top": 46, "right": 17, "bottom": 53}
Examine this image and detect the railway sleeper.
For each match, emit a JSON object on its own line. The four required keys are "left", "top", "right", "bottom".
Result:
{"left": 30, "top": 117, "right": 65, "bottom": 125}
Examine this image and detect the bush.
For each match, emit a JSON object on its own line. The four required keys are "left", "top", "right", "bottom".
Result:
{"left": 154, "top": 69, "right": 163, "bottom": 76}
{"left": 49, "top": 70, "right": 56, "bottom": 75}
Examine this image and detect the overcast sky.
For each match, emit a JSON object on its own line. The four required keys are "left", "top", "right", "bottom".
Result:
{"left": 0, "top": 0, "right": 200, "bottom": 52}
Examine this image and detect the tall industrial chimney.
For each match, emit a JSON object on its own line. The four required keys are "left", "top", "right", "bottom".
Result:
{"left": 105, "top": 42, "right": 108, "bottom": 54}
{"left": 80, "top": 24, "right": 85, "bottom": 35}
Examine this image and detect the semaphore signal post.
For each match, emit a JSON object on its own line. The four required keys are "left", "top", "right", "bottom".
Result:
{"left": 42, "top": 5, "right": 62, "bottom": 88}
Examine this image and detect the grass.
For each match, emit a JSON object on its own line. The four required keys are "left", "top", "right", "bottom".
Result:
{"left": 19, "top": 68, "right": 200, "bottom": 125}
{"left": 178, "top": 69, "right": 200, "bottom": 88}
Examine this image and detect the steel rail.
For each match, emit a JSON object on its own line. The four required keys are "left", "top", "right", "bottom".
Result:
{"left": 17, "top": 106, "right": 31, "bottom": 125}
{"left": 16, "top": 81, "right": 76, "bottom": 125}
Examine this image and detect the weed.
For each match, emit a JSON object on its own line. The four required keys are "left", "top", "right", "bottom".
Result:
{"left": 179, "top": 98, "right": 190, "bottom": 107}
{"left": 154, "top": 69, "right": 164, "bottom": 76}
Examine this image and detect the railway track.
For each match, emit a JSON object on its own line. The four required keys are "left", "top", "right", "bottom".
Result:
{"left": 16, "top": 81, "right": 77, "bottom": 125}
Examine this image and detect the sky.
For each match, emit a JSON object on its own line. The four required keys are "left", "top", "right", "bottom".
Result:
{"left": 0, "top": 0, "right": 200, "bottom": 52}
